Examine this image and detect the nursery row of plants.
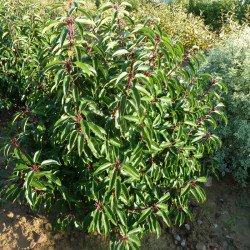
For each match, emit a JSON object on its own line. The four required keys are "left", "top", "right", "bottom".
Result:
{"left": 0, "top": 0, "right": 249, "bottom": 249}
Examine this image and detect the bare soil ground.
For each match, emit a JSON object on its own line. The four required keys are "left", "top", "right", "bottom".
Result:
{"left": 1, "top": 112, "right": 249, "bottom": 250}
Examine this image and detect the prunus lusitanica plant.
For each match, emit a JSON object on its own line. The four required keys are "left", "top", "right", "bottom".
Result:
{"left": 0, "top": 1, "right": 227, "bottom": 249}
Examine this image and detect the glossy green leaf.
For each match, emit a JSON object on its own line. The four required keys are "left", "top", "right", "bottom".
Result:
{"left": 137, "top": 208, "right": 151, "bottom": 224}
{"left": 74, "top": 61, "right": 91, "bottom": 76}
{"left": 158, "top": 192, "right": 170, "bottom": 203}
{"left": 63, "top": 76, "right": 71, "bottom": 95}
{"left": 132, "top": 87, "right": 141, "bottom": 109}
{"left": 116, "top": 72, "right": 128, "bottom": 85}
{"left": 112, "top": 49, "right": 129, "bottom": 57}
{"left": 24, "top": 171, "right": 34, "bottom": 189}
{"left": 115, "top": 178, "right": 122, "bottom": 199}
{"left": 41, "top": 160, "right": 59, "bottom": 166}
{"left": 104, "top": 205, "right": 117, "bottom": 226}
{"left": 122, "top": 164, "right": 140, "bottom": 180}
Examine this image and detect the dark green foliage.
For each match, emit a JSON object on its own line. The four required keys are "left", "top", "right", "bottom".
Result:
{"left": 0, "top": 2, "right": 51, "bottom": 109}
{"left": 185, "top": 0, "right": 249, "bottom": 30}
{"left": 0, "top": 0, "right": 226, "bottom": 249}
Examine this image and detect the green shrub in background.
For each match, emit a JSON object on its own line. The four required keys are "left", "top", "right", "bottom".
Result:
{"left": 126, "top": 0, "right": 248, "bottom": 53}
{"left": 0, "top": 2, "right": 52, "bottom": 110}
{"left": 219, "top": 10, "right": 249, "bottom": 38}
{"left": 129, "top": 0, "right": 218, "bottom": 52}
{"left": 185, "top": 0, "right": 249, "bottom": 31}
{"left": 0, "top": 0, "right": 227, "bottom": 248}
{"left": 200, "top": 27, "right": 250, "bottom": 186}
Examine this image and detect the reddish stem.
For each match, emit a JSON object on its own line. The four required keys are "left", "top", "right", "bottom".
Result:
{"left": 127, "top": 53, "right": 135, "bottom": 91}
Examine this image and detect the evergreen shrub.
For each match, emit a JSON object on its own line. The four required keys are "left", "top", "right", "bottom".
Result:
{"left": 0, "top": 2, "right": 50, "bottom": 109}
{"left": 200, "top": 27, "right": 250, "bottom": 186}
{"left": 0, "top": 0, "right": 226, "bottom": 248}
